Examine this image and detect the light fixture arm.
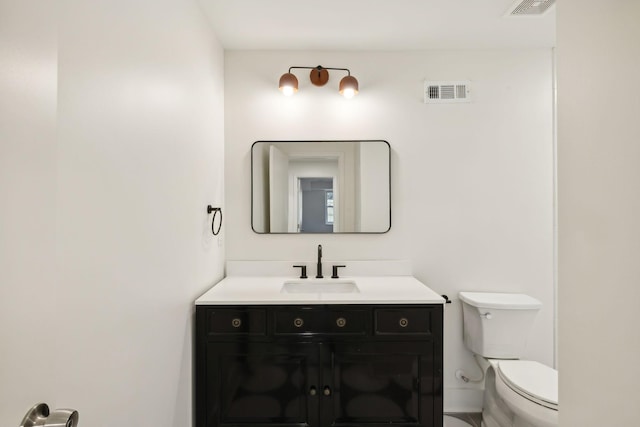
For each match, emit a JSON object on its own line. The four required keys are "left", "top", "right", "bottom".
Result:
{"left": 287, "top": 65, "right": 352, "bottom": 76}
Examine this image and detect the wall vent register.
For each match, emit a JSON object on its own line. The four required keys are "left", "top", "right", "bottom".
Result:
{"left": 424, "top": 80, "right": 471, "bottom": 104}
{"left": 506, "top": 0, "right": 556, "bottom": 16}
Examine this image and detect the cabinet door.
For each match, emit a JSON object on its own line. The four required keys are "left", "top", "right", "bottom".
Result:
{"left": 203, "top": 342, "right": 319, "bottom": 427}
{"left": 322, "top": 341, "right": 440, "bottom": 427}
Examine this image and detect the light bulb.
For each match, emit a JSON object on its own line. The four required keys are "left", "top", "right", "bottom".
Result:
{"left": 342, "top": 88, "right": 356, "bottom": 99}
{"left": 282, "top": 85, "right": 295, "bottom": 96}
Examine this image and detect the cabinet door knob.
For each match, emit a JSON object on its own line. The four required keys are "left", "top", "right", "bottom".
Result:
{"left": 293, "top": 317, "right": 304, "bottom": 328}
{"left": 323, "top": 386, "right": 332, "bottom": 396}
{"left": 399, "top": 317, "right": 409, "bottom": 328}
{"left": 336, "top": 317, "right": 347, "bottom": 328}
{"left": 231, "top": 318, "right": 242, "bottom": 328}
{"left": 309, "top": 386, "right": 317, "bottom": 396}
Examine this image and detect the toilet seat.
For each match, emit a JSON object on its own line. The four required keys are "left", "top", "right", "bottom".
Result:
{"left": 496, "top": 360, "right": 558, "bottom": 410}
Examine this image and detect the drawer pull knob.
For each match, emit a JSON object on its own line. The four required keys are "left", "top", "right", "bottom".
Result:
{"left": 231, "top": 318, "right": 242, "bottom": 328}
{"left": 309, "top": 386, "right": 317, "bottom": 396}
{"left": 336, "top": 317, "right": 347, "bottom": 328}
{"left": 293, "top": 317, "right": 304, "bottom": 328}
{"left": 323, "top": 386, "right": 332, "bottom": 396}
{"left": 399, "top": 317, "right": 409, "bottom": 328}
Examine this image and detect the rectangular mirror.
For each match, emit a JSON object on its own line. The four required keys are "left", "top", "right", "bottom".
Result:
{"left": 252, "top": 140, "right": 391, "bottom": 234}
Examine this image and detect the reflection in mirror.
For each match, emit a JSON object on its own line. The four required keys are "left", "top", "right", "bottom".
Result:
{"left": 252, "top": 140, "right": 390, "bottom": 234}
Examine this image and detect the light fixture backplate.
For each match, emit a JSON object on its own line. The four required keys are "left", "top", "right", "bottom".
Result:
{"left": 310, "top": 67, "right": 330, "bottom": 86}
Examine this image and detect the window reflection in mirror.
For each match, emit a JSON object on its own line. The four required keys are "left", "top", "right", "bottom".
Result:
{"left": 251, "top": 140, "right": 391, "bottom": 234}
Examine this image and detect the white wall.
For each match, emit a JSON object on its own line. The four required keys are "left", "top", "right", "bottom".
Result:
{"left": 557, "top": 1, "right": 640, "bottom": 425}
{"left": 224, "top": 50, "right": 555, "bottom": 410}
{"left": 0, "top": 0, "right": 58, "bottom": 419}
{"left": 0, "top": 0, "right": 225, "bottom": 425}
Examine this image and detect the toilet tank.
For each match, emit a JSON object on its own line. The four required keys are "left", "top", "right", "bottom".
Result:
{"left": 459, "top": 292, "right": 542, "bottom": 359}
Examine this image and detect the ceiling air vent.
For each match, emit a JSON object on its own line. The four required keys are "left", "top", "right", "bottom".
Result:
{"left": 424, "top": 81, "right": 471, "bottom": 104}
{"left": 506, "top": 0, "right": 555, "bottom": 16}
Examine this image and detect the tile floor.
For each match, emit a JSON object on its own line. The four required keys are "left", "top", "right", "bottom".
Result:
{"left": 446, "top": 412, "right": 483, "bottom": 427}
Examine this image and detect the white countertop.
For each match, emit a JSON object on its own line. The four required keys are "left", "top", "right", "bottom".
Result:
{"left": 195, "top": 276, "right": 445, "bottom": 305}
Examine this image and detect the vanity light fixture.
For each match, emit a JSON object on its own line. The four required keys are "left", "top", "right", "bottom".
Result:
{"left": 278, "top": 65, "right": 359, "bottom": 98}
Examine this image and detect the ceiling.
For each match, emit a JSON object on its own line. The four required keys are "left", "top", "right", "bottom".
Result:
{"left": 199, "top": 0, "right": 556, "bottom": 50}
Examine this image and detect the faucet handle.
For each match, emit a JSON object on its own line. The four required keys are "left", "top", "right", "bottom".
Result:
{"left": 293, "top": 265, "right": 308, "bottom": 279}
{"left": 331, "top": 265, "right": 346, "bottom": 279}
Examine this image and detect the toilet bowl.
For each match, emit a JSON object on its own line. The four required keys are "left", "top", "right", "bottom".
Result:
{"left": 481, "top": 359, "right": 558, "bottom": 427}
{"left": 459, "top": 292, "right": 558, "bottom": 427}
{"left": 494, "top": 360, "right": 557, "bottom": 427}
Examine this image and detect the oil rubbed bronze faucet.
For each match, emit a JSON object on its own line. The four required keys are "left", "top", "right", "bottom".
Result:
{"left": 316, "top": 244, "right": 323, "bottom": 279}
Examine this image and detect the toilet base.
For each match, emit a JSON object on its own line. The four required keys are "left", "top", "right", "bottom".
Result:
{"left": 482, "top": 366, "right": 514, "bottom": 427}
{"left": 481, "top": 413, "right": 500, "bottom": 427}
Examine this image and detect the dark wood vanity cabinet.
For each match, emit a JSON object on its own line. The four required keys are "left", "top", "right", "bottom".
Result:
{"left": 195, "top": 305, "right": 443, "bottom": 427}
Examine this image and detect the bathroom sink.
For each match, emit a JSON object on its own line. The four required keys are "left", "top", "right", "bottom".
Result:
{"left": 281, "top": 280, "right": 360, "bottom": 294}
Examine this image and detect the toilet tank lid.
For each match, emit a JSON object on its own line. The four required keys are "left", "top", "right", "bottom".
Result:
{"left": 459, "top": 292, "right": 542, "bottom": 309}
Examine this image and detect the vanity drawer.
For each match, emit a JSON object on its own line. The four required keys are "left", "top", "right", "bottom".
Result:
{"left": 274, "top": 308, "right": 367, "bottom": 335}
{"left": 374, "top": 308, "right": 432, "bottom": 335}
{"left": 207, "top": 309, "right": 266, "bottom": 335}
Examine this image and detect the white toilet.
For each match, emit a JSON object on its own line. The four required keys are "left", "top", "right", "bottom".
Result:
{"left": 459, "top": 292, "right": 558, "bottom": 427}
